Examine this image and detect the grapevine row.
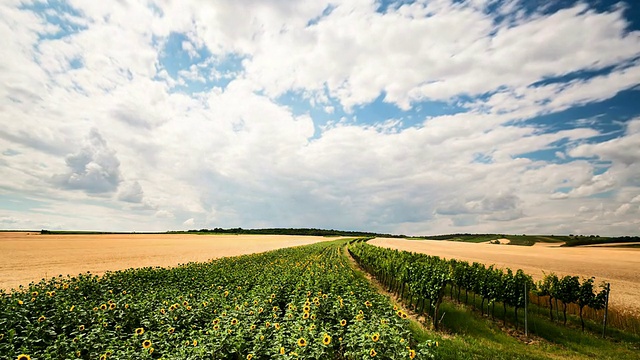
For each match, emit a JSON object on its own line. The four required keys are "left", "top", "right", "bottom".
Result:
{"left": 348, "top": 241, "right": 609, "bottom": 332}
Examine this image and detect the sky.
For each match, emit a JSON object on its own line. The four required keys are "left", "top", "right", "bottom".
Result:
{"left": 1, "top": 0, "right": 639, "bottom": 236}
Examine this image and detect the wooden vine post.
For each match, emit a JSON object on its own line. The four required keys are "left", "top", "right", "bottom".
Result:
{"left": 602, "top": 282, "right": 610, "bottom": 338}
{"left": 524, "top": 281, "right": 528, "bottom": 338}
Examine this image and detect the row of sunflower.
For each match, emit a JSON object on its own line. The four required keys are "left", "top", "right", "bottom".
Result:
{"left": 0, "top": 239, "right": 438, "bottom": 359}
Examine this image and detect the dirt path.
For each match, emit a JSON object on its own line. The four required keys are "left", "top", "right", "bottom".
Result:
{"left": 0, "top": 232, "right": 332, "bottom": 291}
{"left": 369, "top": 238, "right": 640, "bottom": 314}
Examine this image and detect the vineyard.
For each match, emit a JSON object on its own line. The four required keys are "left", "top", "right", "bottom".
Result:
{"left": 0, "top": 239, "right": 436, "bottom": 359}
{"left": 348, "top": 241, "right": 611, "bottom": 334}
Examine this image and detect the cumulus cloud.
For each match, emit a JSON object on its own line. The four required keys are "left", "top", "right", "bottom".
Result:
{"left": 52, "top": 129, "right": 122, "bottom": 194}
{"left": 0, "top": 0, "right": 639, "bottom": 235}
{"left": 118, "top": 181, "right": 144, "bottom": 203}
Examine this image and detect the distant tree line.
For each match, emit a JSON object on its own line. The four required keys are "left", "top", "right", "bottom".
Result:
{"left": 170, "top": 227, "right": 406, "bottom": 238}
{"left": 563, "top": 235, "right": 640, "bottom": 247}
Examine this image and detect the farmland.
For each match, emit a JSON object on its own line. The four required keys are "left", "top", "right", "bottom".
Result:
{"left": 0, "top": 232, "right": 333, "bottom": 292}
{"left": 2, "top": 234, "right": 640, "bottom": 359}
{"left": 0, "top": 238, "right": 434, "bottom": 359}
{"left": 369, "top": 238, "right": 640, "bottom": 315}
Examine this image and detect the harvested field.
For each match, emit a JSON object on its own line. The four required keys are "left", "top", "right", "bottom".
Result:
{"left": 369, "top": 237, "right": 640, "bottom": 314}
{"left": 0, "top": 232, "right": 332, "bottom": 291}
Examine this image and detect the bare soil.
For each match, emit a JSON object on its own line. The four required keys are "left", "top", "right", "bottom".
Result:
{"left": 369, "top": 238, "right": 640, "bottom": 314}
{"left": 482, "top": 238, "right": 511, "bottom": 245}
{"left": 0, "top": 232, "right": 332, "bottom": 291}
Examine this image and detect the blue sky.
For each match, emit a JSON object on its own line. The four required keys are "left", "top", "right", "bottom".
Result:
{"left": 0, "top": 0, "right": 639, "bottom": 235}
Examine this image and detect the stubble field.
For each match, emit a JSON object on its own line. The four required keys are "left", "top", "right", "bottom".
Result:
{"left": 0, "top": 232, "right": 332, "bottom": 291}
{"left": 369, "top": 237, "right": 640, "bottom": 314}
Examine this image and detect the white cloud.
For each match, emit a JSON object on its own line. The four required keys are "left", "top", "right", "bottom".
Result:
{"left": 118, "top": 181, "right": 144, "bottom": 203}
{"left": 0, "top": 0, "right": 639, "bottom": 236}
{"left": 52, "top": 129, "right": 122, "bottom": 194}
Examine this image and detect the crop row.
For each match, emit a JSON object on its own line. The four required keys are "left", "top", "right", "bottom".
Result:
{"left": 0, "top": 240, "right": 436, "bottom": 359}
{"left": 348, "top": 241, "right": 609, "bottom": 332}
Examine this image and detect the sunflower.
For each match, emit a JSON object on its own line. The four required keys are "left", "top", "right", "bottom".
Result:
{"left": 149, "top": 348, "right": 154, "bottom": 354}
{"left": 259, "top": 335, "right": 264, "bottom": 341}
{"left": 265, "top": 321, "right": 271, "bottom": 328}
{"left": 369, "top": 349, "right": 377, "bottom": 357}
{"left": 371, "top": 333, "right": 380, "bottom": 342}
{"left": 183, "top": 301, "right": 189, "bottom": 306}
{"left": 213, "top": 325, "right": 220, "bottom": 331}
{"left": 303, "top": 305, "right": 311, "bottom": 313}
{"left": 271, "top": 293, "right": 276, "bottom": 299}
{"left": 274, "top": 323, "right": 280, "bottom": 330}
{"left": 401, "top": 312, "right": 408, "bottom": 319}
{"left": 396, "top": 310, "right": 404, "bottom": 318}
{"left": 160, "top": 308, "right": 166, "bottom": 315}
{"left": 135, "top": 327, "right": 145, "bottom": 335}
{"left": 297, "top": 337, "right": 307, "bottom": 347}
{"left": 186, "top": 306, "right": 192, "bottom": 311}
{"left": 272, "top": 306, "right": 279, "bottom": 312}
{"left": 79, "top": 325, "right": 85, "bottom": 331}
{"left": 258, "top": 307, "right": 264, "bottom": 313}
{"left": 142, "top": 340, "right": 152, "bottom": 349}
{"left": 193, "top": 340, "right": 198, "bottom": 346}
{"left": 100, "top": 304, "right": 107, "bottom": 311}
{"left": 124, "top": 304, "right": 130, "bottom": 309}
{"left": 231, "top": 318, "right": 238, "bottom": 325}
{"left": 38, "top": 315, "right": 46, "bottom": 322}
{"left": 279, "top": 347, "right": 286, "bottom": 355}
{"left": 213, "top": 318, "right": 220, "bottom": 325}
{"left": 322, "top": 334, "right": 331, "bottom": 345}
{"left": 168, "top": 327, "right": 175, "bottom": 335}
{"left": 302, "top": 312, "right": 310, "bottom": 319}
{"left": 247, "top": 355, "right": 253, "bottom": 360}
{"left": 100, "top": 355, "right": 107, "bottom": 360}
{"left": 109, "top": 303, "right": 116, "bottom": 310}
{"left": 17, "top": 300, "right": 23, "bottom": 305}
{"left": 311, "top": 314, "right": 316, "bottom": 320}
{"left": 340, "top": 319, "right": 347, "bottom": 326}
{"left": 32, "top": 291, "right": 38, "bottom": 297}
{"left": 69, "top": 305, "right": 75, "bottom": 312}
{"left": 105, "top": 350, "right": 112, "bottom": 356}
{"left": 16, "top": 355, "right": 30, "bottom": 360}
{"left": 365, "top": 301, "right": 372, "bottom": 307}
{"left": 409, "top": 349, "right": 416, "bottom": 359}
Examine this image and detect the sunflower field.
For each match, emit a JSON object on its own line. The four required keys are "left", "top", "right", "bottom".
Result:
{"left": 0, "top": 239, "right": 436, "bottom": 359}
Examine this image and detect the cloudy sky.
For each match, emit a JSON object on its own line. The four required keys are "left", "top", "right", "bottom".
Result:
{"left": 1, "top": 0, "right": 639, "bottom": 236}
